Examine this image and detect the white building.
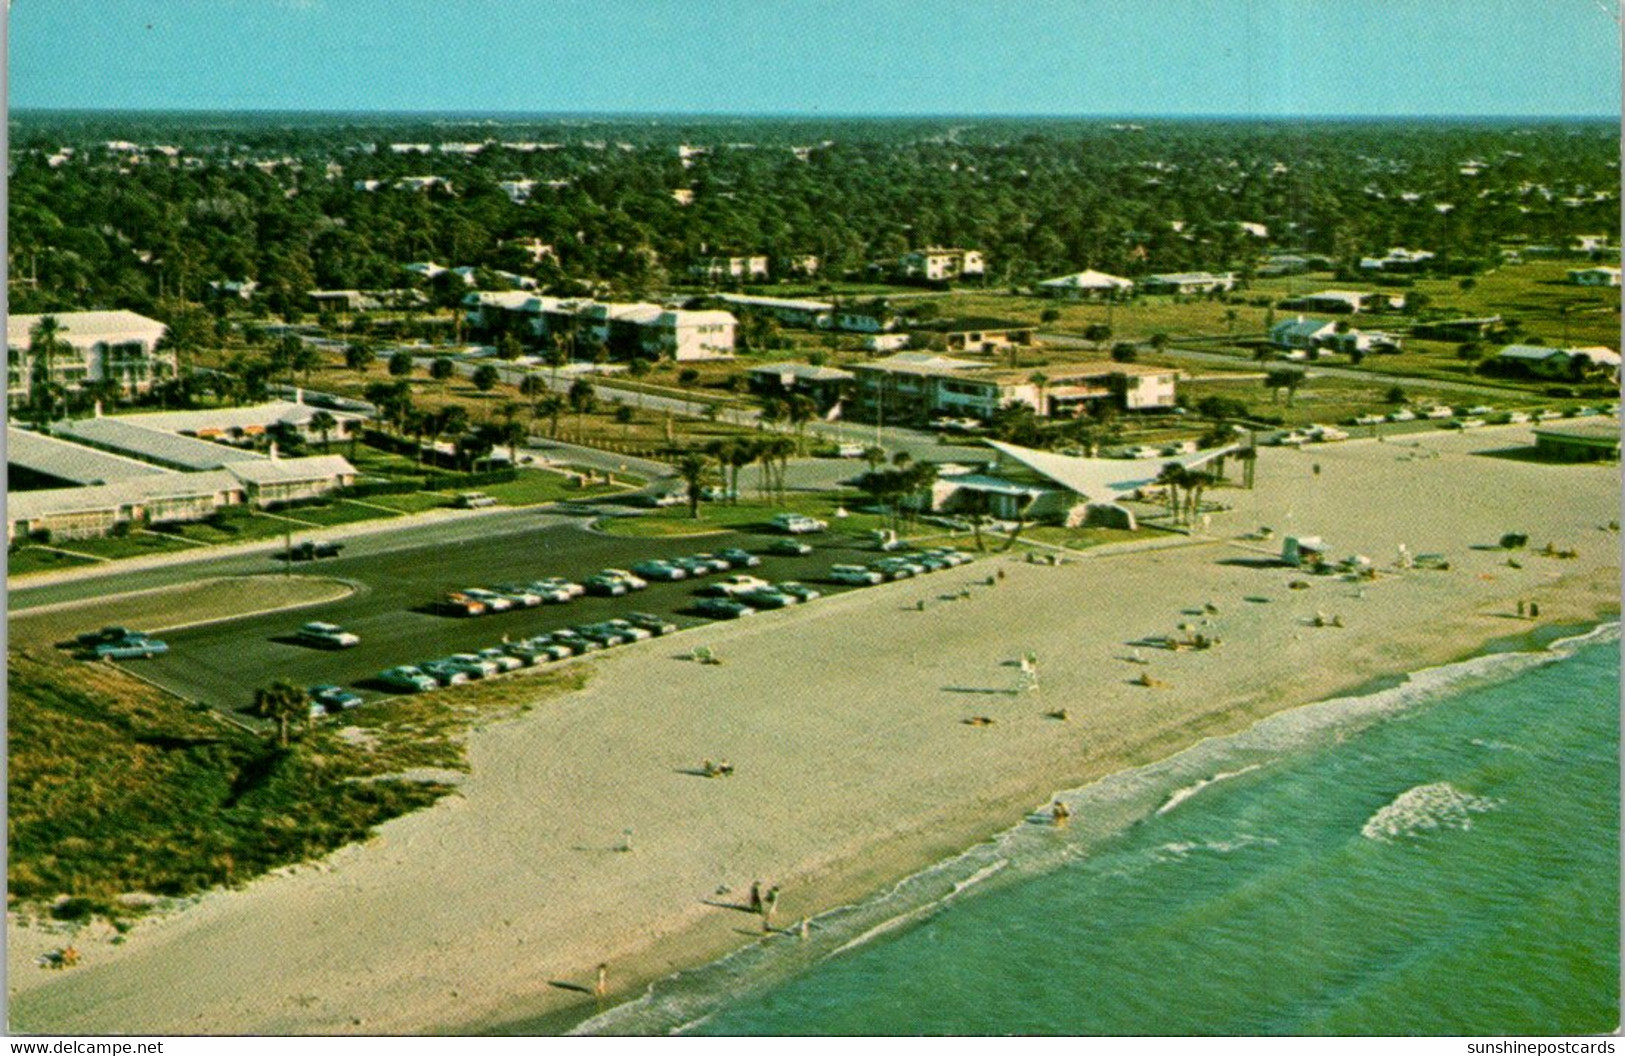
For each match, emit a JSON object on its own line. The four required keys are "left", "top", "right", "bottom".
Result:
{"left": 1037, "top": 269, "right": 1136, "bottom": 300}
{"left": 464, "top": 294, "right": 736, "bottom": 361}
{"left": 715, "top": 294, "right": 834, "bottom": 329}
{"left": 690, "top": 256, "right": 770, "bottom": 283}
{"left": 1359, "top": 247, "right": 1436, "bottom": 272}
{"left": 7, "top": 310, "right": 173, "bottom": 408}
{"left": 1143, "top": 272, "right": 1236, "bottom": 295}
{"left": 899, "top": 248, "right": 985, "bottom": 282}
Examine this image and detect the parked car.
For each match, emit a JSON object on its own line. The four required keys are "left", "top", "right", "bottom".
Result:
{"left": 1422, "top": 406, "right": 1454, "bottom": 420}
{"left": 624, "top": 612, "right": 679, "bottom": 636}
{"left": 91, "top": 635, "right": 169, "bottom": 660}
{"left": 378, "top": 666, "right": 438, "bottom": 693}
{"left": 455, "top": 492, "right": 498, "bottom": 509}
{"left": 700, "top": 485, "right": 740, "bottom": 502}
{"left": 630, "top": 491, "right": 684, "bottom": 508}
{"left": 673, "top": 556, "right": 720, "bottom": 577}
{"left": 716, "top": 547, "right": 762, "bottom": 568}
{"left": 828, "top": 564, "right": 885, "bottom": 586}
{"left": 924, "top": 548, "right": 973, "bottom": 567}
{"left": 446, "top": 653, "right": 501, "bottom": 679}
{"left": 686, "top": 554, "right": 732, "bottom": 574}
{"left": 602, "top": 618, "right": 654, "bottom": 641}
{"left": 529, "top": 577, "right": 585, "bottom": 600}
{"left": 737, "top": 587, "right": 796, "bottom": 609}
{"left": 581, "top": 622, "right": 639, "bottom": 646}
{"left": 1354, "top": 414, "right": 1385, "bottom": 426}
{"left": 1305, "top": 425, "right": 1349, "bottom": 442}
{"left": 418, "top": 660, "right": 472, "bottom": 686}
{"left": 547, "top": 629, "right": 604, "bottom": 654}
{"left": 506, "top": 637, "right": 574, "bottom": 664}
{"left": 837, "top": 443, "right": 867, "bottom": 457}
{"left": 600, "top": 569, "right": 649, "bottom": 590}
{"left": 439, "top": 592, "right": 488, "bottom": 617}
{"left": 697, "top": 574, "right": 771, "bottom": 597}
{"left": 1535, "top": 409, "right": 1563, "bottom": 421}
{"left": 693, "top": 597, "right": 755, "bottom": 619}
{"left": 1505, "top": 411, "right": 1531, "bottom": 424}
{"left": 770, "top": 513, "right": 828, "bottom": 534}
{"left": 583, "top": 574, "right": 630, "bottom": 597}
{"left": 77, "top": 626, "right": 145, "bottom": 647}
{"left": 491, "top": 585, "right": 545, "bottom": 608}
{"left": 775, "top": 581, "right": 823, "bottom": 603}
{"left": 310, "top": 685, "right": 363, "bottom": 711}
{"left": 294, "top": 621, "right": 360, "bottom": 649}
{"left": 871, "top": 558, "right": 925, "bottom": 580}
{"left": 1387, "top": 409, "right": 1417, "bottom": 422}
{"left": 460, "top": 588, "right": 514, "bottom": 612}
{"left": 766, "top": 539, "right": 813, "bottom": 556}
{"left": 477, "top": 647, "right": 526, "bottom": 673}
{"left": 283, "top": 540, "right": 345, "bottom": 561}
{"left": 632, "top": 559, "right": 688, "bottom": 581}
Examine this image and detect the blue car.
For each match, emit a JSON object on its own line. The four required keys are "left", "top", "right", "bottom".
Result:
{"left": 91, "top": 635, "right": 169, "bottom": 660}
{"left": 310, "top": 685, "right": 363, "bottom": 712}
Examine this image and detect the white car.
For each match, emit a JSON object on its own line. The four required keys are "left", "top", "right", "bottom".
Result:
{"left": 1535, "top": 409, "right": 1563, "bottom": 421}
{"left": 1387, "top": 409, "right": 1417, "bottom": 422}
{"left": 771, "top": 513, "right": 828, "bottom": 534}
{"left": 477, "top": 647, "right": 526, "bottom": 673}
{"left": 1422, "top": 406, "right": 1454, "bottom": 420}
{"left": 710, "top": 574, "right": 772, "bottom": 596}
{"left": 1306, "top": 425, "right": 1349, "bottom": 442}
{"left": 601, "top": 569, "right": 649, "bottom": 591}
{"left": 1354, "top": 414, "right": 1385, "bottom": 426}
{"left": 492, "top": 585, "right": 544, "bottom": 608}
{"left": 295, "top": 621, "right": 360, "bottom": 649}
{"left": 837, "top": 443, "right": 866, "bottom": 458}
{"left": 1505, "top": 412, "right": 1531, "bottom": 424}
{"left": 530, "top": 577, "right": 585, "bottom": 600}
{"left": 447, "top": 653, "right": 501, "bottom": 678}
{"left": 603, "top": 618, "right": 654, "bottom": 641}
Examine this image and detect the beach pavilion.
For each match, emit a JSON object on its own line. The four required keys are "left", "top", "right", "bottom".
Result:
{"left": 921, "top": 439, "right": 1238, "bottom": 528}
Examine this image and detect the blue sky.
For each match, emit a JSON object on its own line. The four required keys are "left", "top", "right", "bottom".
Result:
{"left": 8, "top": 0, "right": 1621, "bottom": 117}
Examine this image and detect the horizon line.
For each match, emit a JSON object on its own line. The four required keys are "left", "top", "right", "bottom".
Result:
{"left": 9, "top": 106, "right": 1619, "bottom": 123}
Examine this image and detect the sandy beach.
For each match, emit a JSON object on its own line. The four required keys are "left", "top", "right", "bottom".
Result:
{"left": 8, "top": 424, "right": 1619, "bottom": 1035}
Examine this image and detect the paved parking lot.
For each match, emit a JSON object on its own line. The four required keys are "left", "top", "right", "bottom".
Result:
{"left": 128, "top": 521, "right": 907, "bottom": 714}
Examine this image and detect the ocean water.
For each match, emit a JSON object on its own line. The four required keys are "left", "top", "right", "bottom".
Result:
{"left": 573, "top": 625, "right": 1620, "bottom": 1037}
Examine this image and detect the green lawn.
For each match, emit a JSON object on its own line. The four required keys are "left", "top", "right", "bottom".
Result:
{"left": 279, "top": 500, "right": 398, "bottom": 528}
{"left": 170, "top": 510, "right": 310, "bottom": 546}
{"left": 7, "top": 547, "right": 99, "bottom": 577}
{"left": 57, "top": 533, "right": 200, "bottom": 561}
{"left": 360, "top": 491, "right": 456, "bottom": 514}
{"left": 477, "top": 470, "right": 629, "bottom": 507}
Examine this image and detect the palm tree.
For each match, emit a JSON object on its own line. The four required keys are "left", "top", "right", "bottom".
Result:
{"left": 1000, "top": 491, "right": 1038, "bottom": 552}
{"left": 1156, "top": 463, "right": 1189, "bottom": 523}
{"left": 519, "top": 374, "right": 549, "bottom": 421}
{"left": 309, "top": 410, "right": 336, "bottom": 450}
{"left": 537, "top": 393, "right": 566, "bottom": 439}
{"left": 27, "top": 315, "right": 66, "bottom": 423}
{"left": 674, "top": 450, "right": 712, "bottom": 519}
{"left": 567, "top": 378, "right": 597, "bottom": 441}
{"left": 785, "top": 393, "right": 816, "bottom": 453}
{"left": 861, "top": 445, "right": 886, "bottom": 473}
{"left": 1028, "top": 371, "right": 1050, "bottom": 416}
{"left": 496, "top": 419, "right": 527, "bottom": 466}
{"left": 957, "top": 488, "right": 992, "bottom": 551}
{"left": 254, "top": 680, "right": 309, "bottom": 748}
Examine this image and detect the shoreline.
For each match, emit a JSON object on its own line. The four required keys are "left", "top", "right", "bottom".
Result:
{"left": 475, "top": 600, "right": 1622, "bottom": 1037}
{"left": 8, "top": 429, "right": 1620, "bottom": 1036}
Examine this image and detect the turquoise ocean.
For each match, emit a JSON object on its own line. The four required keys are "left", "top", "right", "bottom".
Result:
{"left": 568, "top": 624, "right": 1620, "bottom": 1037}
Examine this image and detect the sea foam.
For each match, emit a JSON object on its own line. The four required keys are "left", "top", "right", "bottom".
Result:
{"left": 1360, "top": 782, "right": 1501, "bottom": 842}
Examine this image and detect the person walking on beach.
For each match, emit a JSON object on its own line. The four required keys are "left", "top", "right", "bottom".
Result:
{"left": 749, "top": 881, "right": 763, "bottom": 913}
{"left": 764, "top": 886, "right": 780, "bottom": 926}
{"left": 595, "top": 963, "right": 608, "bottom": 1000}
{"left": 1517, "top": 600, "right": 1526, "bottom": 619}
{"left": 1529, "top": 601, "right": 1540, "bottom": 619}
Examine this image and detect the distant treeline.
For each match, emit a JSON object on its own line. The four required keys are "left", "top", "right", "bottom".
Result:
{"left": 9, "top": 114, "right": 1617, "bottom": 322}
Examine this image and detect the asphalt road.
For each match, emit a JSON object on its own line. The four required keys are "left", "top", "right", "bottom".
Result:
{"left": 96, "top": 519, "right": 931, "bottom": 717}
